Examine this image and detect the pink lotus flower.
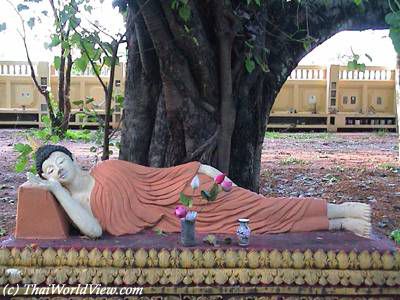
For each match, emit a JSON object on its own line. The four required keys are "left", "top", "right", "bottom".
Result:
{"left": 221, "top": 180, "right": 233, "bottom": 192}
{"left": 175, "top": 205, "right": 188, "bottom": 218}
{"left": 214, "top": 174, "right": 226, "bottom": 184}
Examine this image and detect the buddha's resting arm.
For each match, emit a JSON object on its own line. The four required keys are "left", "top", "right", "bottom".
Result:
{"left": 27, "top": 173, "right": 102, "bottom": 238}
{"left": 198, "top": 164, "right": 237, "bottom": 186}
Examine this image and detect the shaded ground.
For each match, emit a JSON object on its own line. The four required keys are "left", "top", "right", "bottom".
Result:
{"left": 0, "top": 130, "right": 399, "bottom": 238}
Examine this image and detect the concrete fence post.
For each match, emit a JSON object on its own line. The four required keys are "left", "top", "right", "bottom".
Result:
{"left": 37, "top": 61, "right": 50, "bottom": 127}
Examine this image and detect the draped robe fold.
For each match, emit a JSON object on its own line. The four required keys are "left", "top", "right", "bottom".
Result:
{"left": 89, "top": 160, "right": 329, "bottom": 236}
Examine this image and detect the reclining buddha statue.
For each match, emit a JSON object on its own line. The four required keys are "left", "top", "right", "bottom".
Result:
{"left": 26, "top": 145, "right": 372, "bottom": 239}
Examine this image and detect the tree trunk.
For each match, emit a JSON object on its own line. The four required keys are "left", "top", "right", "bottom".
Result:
{"left": 120, "top": 0, "right": 390, "bottom": 191}
{"left": 396, "top": 54, "right": 400, "bottom": 160}
{"left": 61, "top": 53, "right": 73, "bottom": 133}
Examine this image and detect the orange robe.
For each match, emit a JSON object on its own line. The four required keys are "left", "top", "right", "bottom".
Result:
{"left": 89, "top": 160, "right": 329, "bottom": 236}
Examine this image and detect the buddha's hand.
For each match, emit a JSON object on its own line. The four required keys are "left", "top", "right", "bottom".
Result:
{"left": 26, "top": 172, "right": 62, "bottom": 193}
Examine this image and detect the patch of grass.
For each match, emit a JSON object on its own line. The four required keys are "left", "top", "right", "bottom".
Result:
{"left": 322, "top": 174, "right": 340, "bottom": 184}
{"left": 378, "top": 163, "right": 398, "bottom": 172}
{"left": 375, "top": 129, "right": 388, "bottom": 137}
{"left": 265, "top": 131, "right": 284, "bottom": 139}
{"left": 65, "top": 129, "right": 93, "bottom": 142}
{"left": 265, "top": 132, "right": 334, "bottom": 140}
{"left": 332, "top": 165, "right": 345, "bottom": 173}
{"left": 287, "top": 132, "right": 333, "bottom": 140}
{"left": 280, "top": 157, "right": 307, "bottom": 165}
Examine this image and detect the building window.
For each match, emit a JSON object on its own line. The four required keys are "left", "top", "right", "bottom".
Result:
{"left": 377, "top": 96, "right": 383, "bottom": 105}
{"left": 350, "top": 96, "right": 356, "bottom": 104}
{"left": 343, "top": 96, "right": 348, "bottom": 105}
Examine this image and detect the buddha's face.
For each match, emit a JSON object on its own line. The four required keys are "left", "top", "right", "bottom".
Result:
{"left": 41, "top": 151, "right": 77, "bottom": 184}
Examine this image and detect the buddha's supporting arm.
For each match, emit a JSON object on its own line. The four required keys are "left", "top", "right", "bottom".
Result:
{"left": 27, "top": 173, "right": 103, "bottom": 238}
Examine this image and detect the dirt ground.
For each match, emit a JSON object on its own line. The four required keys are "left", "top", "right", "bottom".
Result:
{"left": 0, "top": 129, "right": 399, "bottom": 238}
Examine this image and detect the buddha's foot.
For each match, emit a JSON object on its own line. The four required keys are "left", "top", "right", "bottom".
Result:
{"left": 328, "top": 202, "right": 371, "bottom": 223}
{"left": 329, "top": 218, "right": 372, "bottom": 238}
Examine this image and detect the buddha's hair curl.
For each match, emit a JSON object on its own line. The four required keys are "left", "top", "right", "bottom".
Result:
{"left": 35, "top": 144, "right": 73, "bottom": 178}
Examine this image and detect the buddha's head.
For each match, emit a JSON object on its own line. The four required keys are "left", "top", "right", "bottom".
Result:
{"left": 35, "top": 145, "right": 77, "bottom": 184}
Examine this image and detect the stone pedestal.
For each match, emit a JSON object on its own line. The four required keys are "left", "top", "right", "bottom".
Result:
{"left": 0, "top": 231, "right": 398, "bottom": 298}
{"left": 15, "top": 183, "right": 70, "bottom": 239}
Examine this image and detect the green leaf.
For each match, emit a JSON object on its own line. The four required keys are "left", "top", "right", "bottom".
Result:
{"left": 50, "top": 135, "right": 60, "bottom": 143}
{"left": 73, "top": 100, "right": 84, "bottom": 106}
{"left": 347, "top": 60, "right": 357, "bottom": 71}
{"left": 208, "top": 183, "right": 220, "bottom": 202}
{"left": 61, "top": 40, "right": 70, "bottom": 51}
{"left": 385, "top": 12, "right": 400, "bottom": 27}
{"left": 14, "top": 143, "right": 32, "bottom": 155}
{"left": 254, "top": 0, "right": 261, "bottom": 6}
{"left": 75, "top": 55, "right": 89, "bottom": 72}
{"left": 17, "top": 4, "right": 29, "bottom": 12}
{"left": 70, "top": 32, "right": 81, "bottom": 46}
{"left": 179, "top": 192, "right": 193, "bottom": 207}
{"left": 0, "top": 228, "right": 6, "bottom": 237}
{"left": 85, "top": 97, "right": 95, "bottom": 104}
{"left": 178, "top": 5, "right": 191, "bottom": 22}
{"left": 223, "top": 237, "right": 232, "bottom": 245}
{"left": 103, "top": 56, "right": 112, "bottom": 67}
{"left": 47, "top": 35, "right": 61, "bottom": 49}
{"left": 171, "top": 0, "right": 179, "bottom": 10}
{"left": 15, "top": 156, "right": 28, "bottom": 173}
{"left": 29, "top": 163, "right": 37, "bottom": 174}
{"left": 27, "top": 17, "right": 35, "bottom": 29}
{"left": 244, "top": 57, "right": 255, "bottom": 73}
{"left": 358, "top": 63, "right": 366, "bottom": 72}
{"left": 303, "top": 40, "right": 312, "bottom": 51}
{"left": 389, "top": 28, "right": 400, "bottom": 54}
{"left": 154, "top": 228, "right": 168, "bottom": 237}
{"left": 200, "top": 190, "right": 211, "bottom": 201}
{"left": 353, "top": 0, "right": 362, "bottom": 5}
{"left": 84, "top": 4, "right": 93, "bottom": 13}
{"left": 244, "top": 41, "right": 254, "bottom": 49}
{"left": 115, "top": 95, "right": 124, "bottom": 106}
{"left": 54, "top": 56, "right": 61, "bottom": 71}
{"left": 203, "top": 234, "right": 218, "bottom": 246}
{"left": 254, "top": 56, "right": 269, "bottom": 73}
{"left": 390, "top": 229, "right": 400, "bottom": 244}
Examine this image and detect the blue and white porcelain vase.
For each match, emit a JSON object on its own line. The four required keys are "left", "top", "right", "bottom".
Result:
{"left": 236, "top": 218, "right": 251, "bottom": 246}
